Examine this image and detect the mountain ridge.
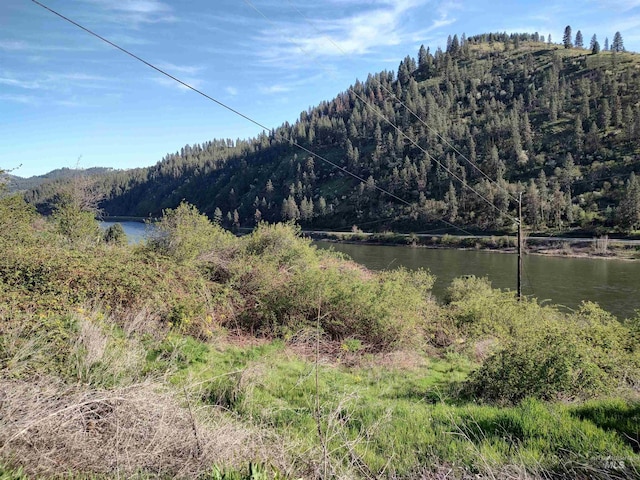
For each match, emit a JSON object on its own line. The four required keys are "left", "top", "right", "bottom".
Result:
{"left": 25, "top": 32, "right": 640, "bottom": 234}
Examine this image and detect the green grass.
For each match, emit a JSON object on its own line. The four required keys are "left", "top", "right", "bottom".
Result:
{"left": 160, "top": 337, "right": 640, "bottom": 477}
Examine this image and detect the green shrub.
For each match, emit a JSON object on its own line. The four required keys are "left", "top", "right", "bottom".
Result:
{"left": 462, "top": 302, "right": 639, "bottom": 403}
{"left": 147, "top": 201, "right": 234, "bottom": 263}
{"left": 208, "top": 223, "right": 437, "bottom": 349}
{"left": 447, "top": 277, "right": 639, "bottom": 403}
{"left": 103, "top": 222, "right": 127, "bottom": 245}
{"left": 464, "top": 323, "right": 613, "bottom": 403}
{"left": 51, "top": 203, "right": 102, "bottom": 246}
{"left": 445, "top": 275, "right": 493, "bottom": 304}
{"left": 0, "top": 195, "right": 39, "bottom": 246}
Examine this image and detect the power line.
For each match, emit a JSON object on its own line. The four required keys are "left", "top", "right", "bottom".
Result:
{"left": 243, "top": 0, "right": 518, "bottom": 224}
{"left": 31, "top": 0, "right": 473, "bottom": 235}
{"left": 283, "top": 0, "right": 520, "bottom": 204}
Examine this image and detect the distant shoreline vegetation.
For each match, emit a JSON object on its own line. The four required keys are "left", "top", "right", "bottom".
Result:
{"left": 306, "top": 229, "right": 640, "bottom": 259}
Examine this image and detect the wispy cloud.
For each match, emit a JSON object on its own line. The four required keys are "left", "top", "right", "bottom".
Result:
{"left": 150, "top": 62, "right": 205, "bottom": 91}
{"left": 0, "top": 40, "right": 28, "bottom": 51}
{"left": 0, "top": 94, "right": 39, "bottom": 105}
{"left": 257, "top": 73, "right": 328, "bottom": 95}
{"left": 0, "top": 76, "right": 41, "bottom": 90}
{"left": 0, "top": 39, "right": 97, "bottom": 52}
{"left": 150, "top": 75, "right": 202, "bottom": 91}
{"left": 592, "top": 0, "right": 640, "bottom": 12}
{"left": 80, "top": 0, "right": 177, "bottom": 25}
{"left": 225, "top": 86, "right": 238, "bottom": 96}
{"left": 259, "top": 84, "right": 291, "bottom": 94}
{"left": 251, "top": 0, "right": 451, "bottom": 66}
{"left": 156, "top": 62, "right": 205, "bottom": 76}
{"left": 0, "top": 71, "right": 112, "bottom": 91}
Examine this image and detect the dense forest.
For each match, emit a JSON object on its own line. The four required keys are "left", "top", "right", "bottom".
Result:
{"left": 8, "top": 167, "right": 113, "bottom": 194}
{"left": 25, "top": 31, "right": 640, "bottom": 234}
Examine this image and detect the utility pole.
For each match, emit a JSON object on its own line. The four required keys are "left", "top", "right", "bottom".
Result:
{"left": 517, "top": 191, "right": 523, "bottom": 300}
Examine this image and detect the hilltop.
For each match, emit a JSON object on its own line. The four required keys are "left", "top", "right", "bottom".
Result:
{"left": 7, "top": 167, "right": 113, "bottom": 194}
{"left": 26, "top": 33, "right": 640, "bottom": 234}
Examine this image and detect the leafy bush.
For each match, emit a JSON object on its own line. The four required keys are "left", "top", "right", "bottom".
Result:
{"left": 52, "top": 203, "right": 102, "bottom": 246}
{"left": 445, "top": 275, "right": 553, "bottom": 342}
{"left": 205, "top": 222, "right": 437, "bottom": 349}
{"left": 147, "top": 201, "right": 234, "bottom": 263}
{"left": 464, "top": 322, "right": 614, "bottom": 403}
{"left": 103, "top": 222, "right": 127, "bottom": 245}
{"left": 0, "top": 195, "right": 39, "bottom": 246}
{"left": 451, "top": 280, "right": 640, "bottom": 403}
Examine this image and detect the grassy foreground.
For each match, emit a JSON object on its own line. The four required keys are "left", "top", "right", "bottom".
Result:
{"left": 1, "top": 197, "right": 639, "bottom": 479}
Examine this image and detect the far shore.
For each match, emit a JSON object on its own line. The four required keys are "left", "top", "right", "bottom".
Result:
{"left": 309, "top": 231, "right": 640, "bottom": 261}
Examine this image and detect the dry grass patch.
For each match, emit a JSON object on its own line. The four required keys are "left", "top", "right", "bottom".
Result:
{"left": 0, "top": 378, "right": 293, "bottom": 478}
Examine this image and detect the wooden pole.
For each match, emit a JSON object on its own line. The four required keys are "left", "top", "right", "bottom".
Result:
{"left": 517, "top": 191, "right": 523, "bottom": 300}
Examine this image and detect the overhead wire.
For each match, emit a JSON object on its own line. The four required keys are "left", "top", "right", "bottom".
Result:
{"left": 32, "top": 0, "right": 475, "bottom": 236}
{"left": 282, "top": 0, "right": 520, "bottom": 204}
{"left": 243, "top": 0, "right": 518, "bottom": 223}
{"left": 31, "top": 0, "right": 475, "bottom": 235}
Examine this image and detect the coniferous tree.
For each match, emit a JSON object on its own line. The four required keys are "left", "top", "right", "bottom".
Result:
{"left": 612, "top": 31, "right": 624, "bottom": 52}
{"left": 590, "top": 34, "right": 598, "bottom": 50}
{"left": 604, "top": 37, "right": 609, "bottom": 51}
{"left": 575, "top": 30, "right": 584, "bottom": 48}
{"left": 232, "top": 209, "right": 240, "bottom": 230}
{"left": 563, "top": 26, "right": 572, "bottom": 48}
{"left": 574, "top": 116, "right": 585, "bottom": 155}
{"left": 444, "top": 182, "right": 458, "bottom": 222}
{"left": 618, "top": 173, "right": 640, "bottom": 230}
{"left": 213, "top": 207, "right": 223, "bottom": 224}
{"left": 598, "top": 98, "right": 611, "bottom": 129}
{"left": 525, "top": 179, "right": 542, "bottom": 229}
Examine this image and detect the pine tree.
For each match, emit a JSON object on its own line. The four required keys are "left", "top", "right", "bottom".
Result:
{"left": 213, "top": 207, "right": 223, "bottom": 224}
{"left": 524, "top": 179, "right": 542, "bottom": 228}
{"left": 598, "top": 98, "right": 611, "bottom": 129}
{"left": 590, "top": 34, "right": 598, "bottom": 50}
{"left": 300, "top": 196, "right": 314, "bottom": 221}
{"left": 563, "top": 25, "right": 572, "bottom": 48}
{"left": 232, "top": 209, "right": 240, "bottom": 230}
{"left": 444, "top": 182, "right": 458, "bottom": 222}
{"left": 281, "top": 195, "right": 300, "bottom": 221}
{"left": 618, "top": 173, "right": 640, "bottom": 230}
{"left": 575, "top": 30, "right": 583, "bottom": 48}
{"left": 317, "top": 196, "right": 327, "bottom": 215}
{"left": 612, "top": 31, "right": 624, "bottom": 52}
{"left": 574, "top": 116, "right": 585, "bottom": 154}
{"left": 604, "top": 37, "right": 609, "bottom": 51}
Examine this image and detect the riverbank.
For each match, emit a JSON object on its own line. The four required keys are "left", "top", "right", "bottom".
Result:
{"left": 3, "top": 202, "right": 640, "bottom": 479}
{"left": 308, "top": 230, "right": 640, "bottom": 260}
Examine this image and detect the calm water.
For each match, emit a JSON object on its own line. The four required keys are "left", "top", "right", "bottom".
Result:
{"left": 316, "top": 241, "right": 640, "bottom": 320}
{"left": 100, "top": 221, "right": 149, "bottom": 244}
{"left": 105, "top": 222, "right": 639, "bottom": 320}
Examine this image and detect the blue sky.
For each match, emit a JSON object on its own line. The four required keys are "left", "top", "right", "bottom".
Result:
{"left": 2, "top": 0, "right": 640, "bottom": 178}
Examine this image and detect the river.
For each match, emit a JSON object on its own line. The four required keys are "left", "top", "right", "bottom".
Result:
{"left": 316, "top": 241, "right": 640, "bottom": 320}
{"left": 103, "top": 221, "right": 640, "bottom": 320}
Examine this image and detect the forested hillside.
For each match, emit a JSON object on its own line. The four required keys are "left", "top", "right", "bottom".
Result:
{"left": 27, "top": 32, "right": 640, "bottom": 233}
{"left": 9, "top": 167, "right": 113, "bottom": 194}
